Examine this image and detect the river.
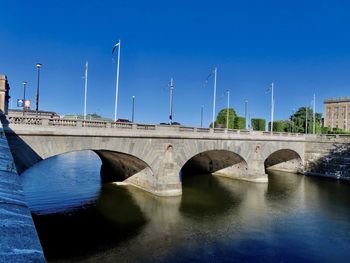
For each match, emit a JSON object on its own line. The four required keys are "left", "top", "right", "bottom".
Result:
{"left": 20, "top": 150, "right": 350, "bottom": 262}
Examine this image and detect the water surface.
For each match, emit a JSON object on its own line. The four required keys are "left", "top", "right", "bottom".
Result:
{"left": 21, "top": 151, "right": 350, "bottom": 262}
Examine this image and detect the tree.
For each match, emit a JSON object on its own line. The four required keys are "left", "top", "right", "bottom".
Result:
{"left": 213, "top": 108, "right": 237, "bottom": 128}
{"left": 268, "top": 120, "right": 290, "bottom": 132}
{"left": 234, "top": 117, "right": 246, "bottom": 129}
{"left": 251, "top": 118, "right": 266, "bottom": 131}
{"left": 290, "top": 107, "right": 322, "bottom": 134}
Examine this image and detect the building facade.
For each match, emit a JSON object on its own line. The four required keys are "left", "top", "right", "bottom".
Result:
{"left": 324, "top": 97, "right": 350, "bottom": 131}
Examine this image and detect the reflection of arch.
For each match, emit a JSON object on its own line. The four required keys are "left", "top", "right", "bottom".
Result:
{"left": 181, "top": 150, "right": 248, "bottom": 177}
{"left": 264, "top": 149, "right": 303, "bottom": 173}
{"left": 94, "top": 150, "right": 153, "bottom": 183}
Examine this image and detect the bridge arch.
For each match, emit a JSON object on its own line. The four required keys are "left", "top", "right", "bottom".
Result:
{"left": 94, "top": 150, "right": 154, "bottom": 183}
{"left": 180, "top": 149, "right": 248, "bottom": 179}
{"left": 264, "top": 149, "right": 303, "bottom": 173}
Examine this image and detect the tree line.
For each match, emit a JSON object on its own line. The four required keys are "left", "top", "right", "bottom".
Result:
{"left": 211, "top": 107, "right": 349, "bottom": 134}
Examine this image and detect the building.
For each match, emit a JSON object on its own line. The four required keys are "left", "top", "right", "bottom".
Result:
{"left": 324, "top": 97, "right": 350, "bottom": 130}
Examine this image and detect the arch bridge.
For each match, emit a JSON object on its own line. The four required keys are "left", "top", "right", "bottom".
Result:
{"left": 2, "top": 116, "right": 305, "bottom": 196}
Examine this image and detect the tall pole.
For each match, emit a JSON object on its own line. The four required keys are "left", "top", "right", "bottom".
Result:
{"left": 132, "top": 96, "right": 135, "bottom": 123}
{"left": 113, "top": 40, "right": 121, "bottom": 122}
{"left": 305, "top": 106, "right": 308, "bottom": 134}
{"left": 313, "top": 93, "right": 316, "bottom": 134}
{"left": 169, "top": 78, "right": 174, "bottom": 125}
{"left": 244, "top": 100, "right": 248, "bottom": 129}
{"left": 226, "top": 90, "right": 230, "bottom": 129}
{"left": 270, "top": 82, "right": 274, "bottom": 134}
{"left": 84, "top": 61, "right": 88, "bottom": 120}
{"left": 22, "top": 81, "right": 27, "bottom": 116}
{"left": 35, "top": 63, "right": 42, "bottom": 116}
{"left": 201, "top": 105, "right": 204, "bottom": 128}
{"left": 248, "top": 112, "right": 251, "bottom": 130}
{"left": 212, "top": 67, "right": 217, "bottom": 128}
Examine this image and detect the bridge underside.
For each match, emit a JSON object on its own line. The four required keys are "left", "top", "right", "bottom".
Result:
{"left": 181, "top": 150, "right": 267, "bottom": 182}
{"left": 265, "top": 149, "right": 303, "bottom": 174}
{"left": 95, "top": 150, "right": 151, "bottom": 183}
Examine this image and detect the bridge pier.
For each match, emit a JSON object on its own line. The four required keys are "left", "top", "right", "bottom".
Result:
{"left": 213, "top": 159, "right": 268, "bottom": 183}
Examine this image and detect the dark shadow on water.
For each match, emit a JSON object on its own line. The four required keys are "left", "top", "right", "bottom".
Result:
{"left": 179, "top": 173, "right": 241, "bottom": 219}
{"left": 265, "top": 170, "right": 303, "bottom": 201}
{"left": 32, "top": 183, "right": 147, "bottom": 261}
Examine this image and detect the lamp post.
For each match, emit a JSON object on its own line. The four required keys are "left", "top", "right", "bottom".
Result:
{"left": 305, "top": 106, "right": 308, "bottom": 134}
{"left": 112, "top": 40, "right": 121, "bottom": 122}
{"left": 212, "top": 67, "right": 217, "bottom": 128}
{"left": 132, "top": 96, "right": 135, "bottom": 123}
{"left": 313, "top": 94, "right": 316, "bottom": 134}
{"left": 35, "top": 63, "right": 42, "bottom": 116}
{"left": 226, "top": 89, "right": 230, "bottom": 129}
{"left": 169, "top": 78, "right": 174, "bottom": 125}
{"left": 84, "top": 61, "right": 88, "bottom": 120}
{"left": 244, "top": 99, "right": 248, "bottom": 129}
{"left": 201, "top": 105, "right": 204, "bottom": 128}
{"left": 270, "top": 82, "right": 274, "bottom": 134}
{"left": 22, "top": 81, "right": 27, "bottom": 116}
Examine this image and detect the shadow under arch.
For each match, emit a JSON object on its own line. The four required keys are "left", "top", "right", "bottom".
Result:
{"left": 94, "top": 150, "right": 153, "bottom": 183}
{"left": 181, "top": 149, "right": 248, "bottom": 177}
{"left": 264, "top": 149, "right": 303, "bottom": 174}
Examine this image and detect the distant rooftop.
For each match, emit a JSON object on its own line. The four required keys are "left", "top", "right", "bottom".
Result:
{"left": 324, "top": 97, "right": 350, "bottom": 103}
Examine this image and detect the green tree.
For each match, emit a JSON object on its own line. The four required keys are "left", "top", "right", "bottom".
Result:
{"left": 268, "top": 120, "right": 290, "bottom": 132}
{"left": 290, "top": 107, "right": 322, "bottom": 134}
{"left": 251, "top": 118, "right": 266, "bottom": 131}
{"left": 234, "top": 117, "right": 246, "bottom": 129}
{"left": 212, "top": 108, "right": 237, "bottom": 128}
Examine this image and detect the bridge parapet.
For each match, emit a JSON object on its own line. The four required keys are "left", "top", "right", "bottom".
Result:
{"left": 6, "top": 115, "right": 309, "bottom": 140}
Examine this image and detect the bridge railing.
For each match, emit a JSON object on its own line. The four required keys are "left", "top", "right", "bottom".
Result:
{"left": 11, "top": 115, "right": 343, "bottom": 139}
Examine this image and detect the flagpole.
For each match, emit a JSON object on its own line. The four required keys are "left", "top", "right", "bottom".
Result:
{"left": 270, "top": 82, "right": 274, "bottom": 134}
{"left": 212, "top": 67, "right": 217, "bottom": 128}
{"left": 169, "top": 78, "right": 174, "bottom": 125}
{"left": 313, "top": 93, "right": 316, "bottom": 134}
{"left": 84, "top": 61, "right": 88, "bottom": 120}
{"left": 114, "top": 40, "right": 121, "bottom": 122}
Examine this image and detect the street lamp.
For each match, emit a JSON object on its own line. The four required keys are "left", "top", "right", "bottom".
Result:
{"left": 244, "top": 100, "right": 248, "bottom": 129}
{"left": 132, "top": 96, "right": 135, "bottom": 123}
{"left": 226, "top": 89, "right": 230, "bottom": 129}
{"left": 201, "top": 105, "right": 204, "bottom": 128}
{"left": 22, "top": 81, "right": 27, "bottom": 116}
{"left": 35, "top": 63, "right": 42, "bottom": 116}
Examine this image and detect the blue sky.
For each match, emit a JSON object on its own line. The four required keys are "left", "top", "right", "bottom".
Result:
{"left": 1, "top": 0, "right": 350, "bottom": 126}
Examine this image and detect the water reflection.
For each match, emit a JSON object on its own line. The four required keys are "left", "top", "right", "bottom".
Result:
{"left": 20, "top": 151, "right": 350, "bottom": 262}
{"left": 180, "top": 173, "right": 242, "bottom": 219}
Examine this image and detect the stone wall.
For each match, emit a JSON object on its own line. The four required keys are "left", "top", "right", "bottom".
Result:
{"left": 304, "top": 136, "right": 350, "bottom": 180}
{"left": 0, "top": 116, "right": 45, "bottom": 262}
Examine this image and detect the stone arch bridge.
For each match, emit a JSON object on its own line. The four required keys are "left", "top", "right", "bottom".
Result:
{"left": 3, "top": 116, "right": 306, "bottom": 196}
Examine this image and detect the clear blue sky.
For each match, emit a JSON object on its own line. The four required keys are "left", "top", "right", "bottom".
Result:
{"left": 1, "top": 0, "right": 350, "bottom": 126}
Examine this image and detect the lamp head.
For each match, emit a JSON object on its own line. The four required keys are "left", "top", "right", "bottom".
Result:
{"left": 36, "top": 63, "right": 42, "bottom": 69}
